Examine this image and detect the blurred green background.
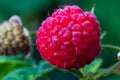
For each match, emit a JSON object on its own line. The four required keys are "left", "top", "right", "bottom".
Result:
{"left": 0, "top": 0, "right": 120, "bottom": 80}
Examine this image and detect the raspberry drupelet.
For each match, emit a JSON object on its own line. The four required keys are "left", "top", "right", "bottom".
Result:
{"left": 36, "top": 5, "right": 102, "bottom": 69}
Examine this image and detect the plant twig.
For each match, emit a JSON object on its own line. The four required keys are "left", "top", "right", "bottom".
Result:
{"left": 102, "top": 44, "right": 120, "bottom": 51}
{"left": 104, "top": 61, "right": 120, "bottom": 76}
{"left": 94, "top": 69, "right": 107, "bottom": 80}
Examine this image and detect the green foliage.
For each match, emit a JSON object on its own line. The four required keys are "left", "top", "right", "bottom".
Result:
{"left": 79, "top": 59, "right": 120, "bottom": 80}
{"left": 80, "top": 58, "right": 103, "bottom": 79}
{"left": 99, "top": 74, "right": 120, "bottom": 80}
{"left": 2, "top": 60, "right": 78, "bottom": 80}
{"left": 80, "top": 58, "right": 103, "bottom": 75}
{"left": 37, "top": 68, "right": 78, "bottom": 80}
{"left": 2, "top": 61, "right": 54, "bottom": 80}
{"left": 0, "top": 55, "right": 32, "bottom": 79}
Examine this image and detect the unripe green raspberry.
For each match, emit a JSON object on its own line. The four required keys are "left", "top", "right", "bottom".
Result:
{"left": 0, "top": 15, "right": 32, "bottom": 55}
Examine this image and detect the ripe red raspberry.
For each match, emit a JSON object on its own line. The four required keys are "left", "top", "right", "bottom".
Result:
{"left": 36, "top": 5, "right": 101, "bottom": 69}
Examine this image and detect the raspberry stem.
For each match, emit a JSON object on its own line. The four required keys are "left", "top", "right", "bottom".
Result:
{"left": 101, "top": 45, "right": 120, "bottom": 78}
{"left": 102, "top": 44, "right": 120, "bottom": 51}
{"left": 104, "top": 61, "right": 120, "bottom": 76}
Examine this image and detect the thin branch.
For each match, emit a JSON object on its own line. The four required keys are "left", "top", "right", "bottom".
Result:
{"left": 102, "top": 44, "right": 120, "bottom": 51}
{"left": 104, "top": 61, "right": 120, "bottom": 76}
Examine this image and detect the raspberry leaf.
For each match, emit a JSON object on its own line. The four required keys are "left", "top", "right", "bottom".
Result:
{"left": 2, "top": 60, "right": 54, "bottom": 80}
{"left": 0, "top": 55, "right": 32, "bottom": 79}
{"left": 2, "top": 60, "right": 78, "bottom": 80}
{"left": 80, "top": 58, "right": 103, "bottom": 77}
